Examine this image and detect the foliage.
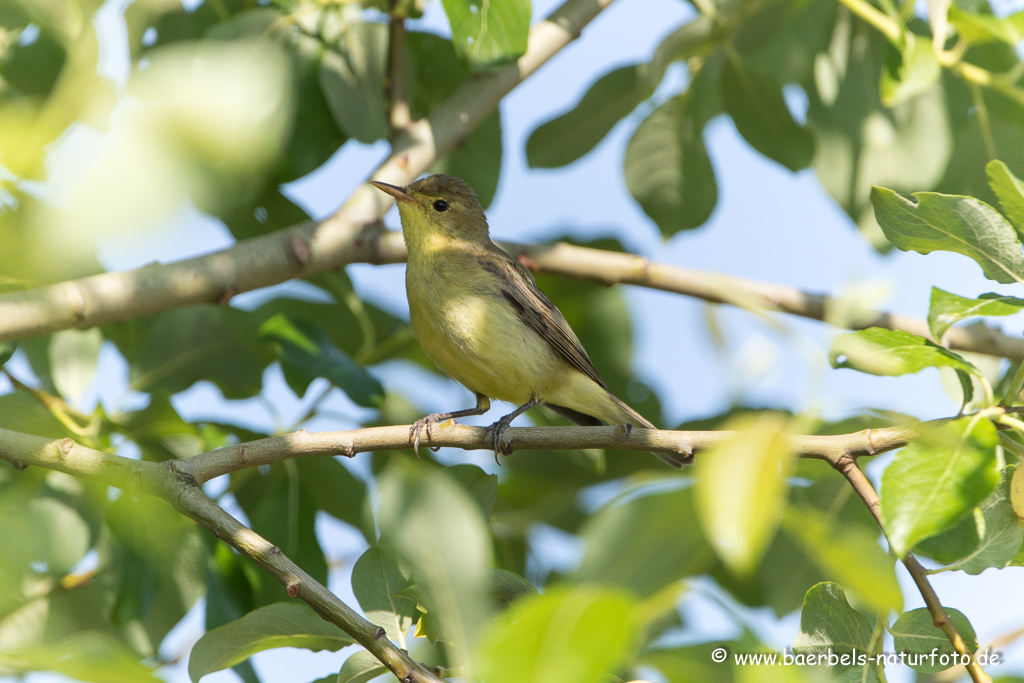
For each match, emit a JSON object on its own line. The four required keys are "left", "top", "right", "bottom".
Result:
{"left": 3, "top": 0, "right": 1024, "bottom": 681}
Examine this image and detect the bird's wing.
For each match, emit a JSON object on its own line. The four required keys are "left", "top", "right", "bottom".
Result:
{"left": 477, "top": 245, "right": 609, "bottom": 391}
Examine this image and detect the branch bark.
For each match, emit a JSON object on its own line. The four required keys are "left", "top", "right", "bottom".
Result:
{"left": 0, "top": 0, "right": 615, "bottom": 343}
{"left": 0, "top": 428, "right": 444, "bottom": 683}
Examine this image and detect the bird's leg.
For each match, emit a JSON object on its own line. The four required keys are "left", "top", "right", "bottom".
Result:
{"left": 487, "top": 396, "right": 541, "bottom": 459}
{"left": 410, "top": 393, "right": 491, "bottom": 456}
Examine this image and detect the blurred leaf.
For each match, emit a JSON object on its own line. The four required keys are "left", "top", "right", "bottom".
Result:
{"left": 695, "top": 413, "right": 794, "bottom": 577}
{"left": 488, "top": 568, "right": 537, "bottom": 607}
{"left": 575, "top": 486, "right": 715, "bottom": 597}
{"left": 527, "top": 65, "right": 654, "bottom": 169}
{"left": 0, "top": 631, "right": 162, "bottom": 683}
{"left": 352, "top": 545, "right": 417, "bottom": 641}
{"left": 337, "top": 650, "right": 388, "bottom": 683}
{"left": 296, "top": 457, "right": 372, "bottom": 539}
{"left": 0, "top": 342, "right": 14, "bottom": 366}
{"left": 259, "top": 313, "right": 384, "bottom": 407}
{"left": 440, "top": 0, "right": 529, "bottom": 72}
{"left": 475, "top": 586, "right": 640, "bottom": 683}
{"left": 732, "top": 0, "right": 836, "bottom": 85}
{"left": 378, "top": 462, "right": 492, "bottom": 671}
{"left": 445, "top": 463, "right": 498, "bottom": 520}
{"left": 793, "top": 582, "right": 872, "bottom": 670}
{"left": 782, "top": 507, "right": 901, "bottom": 613}
{"left": 640, "top": 642, "right": 737, "bottom": 683}
{"left": 432, "top": 110, "right": 502, "bottom": 209}
{"left": 319, "top": 21, "right": 388, "bottom": 144}
{"left": 890, "top": 607, "right": 977, "bottom": 673}
{"left": 987, "top": 158, "right": 1024, "bottom": 240}
{"left": 722, "top": 54, "right": 813, "bottom": 172}
{"left": 927, "top": 287, "right": 1024, "bottom": 341}
{"left": 830, "top": 327, "right": 979, "bottom": 377}
{"left": 48, "top": 327, "right": 102, "bottom": 403}
{"left": 219, "top": 186, "right": 310, "bottom": 241}
{"left": 880, "top": 33, "right": 940, "bottom": 107}
{"left": 881, "top": 417, "right": 1000, "bottom": 557}
{"left": 119, "top": 392, "right": 211, "bottom": 462}
{"left": 651, "top": 15, "right": 720, "bottom": 80}
{"left": 948, "top": 5, "right": 1024, "bottom": 44}
{"left": 188, "top": 602, "right": 355, "bottom": 682}
{"left": 0, "top": 391, "right": 72, "bottom": 438}
{"left": 871, "top": 186, "right": 1024, "bottom": 284}
{"left": 624, "top": 93, "right": 717, "bottom": 236}
{"left": 109, "top": 305, "right": 273, "bottom": 399}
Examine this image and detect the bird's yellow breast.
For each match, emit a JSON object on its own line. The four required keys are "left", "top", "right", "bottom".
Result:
{"left": 405, "top": 243, "right": 567, "bottom": 404}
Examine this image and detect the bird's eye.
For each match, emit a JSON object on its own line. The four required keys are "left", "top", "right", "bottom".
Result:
{"left": 433, "top": 200, "right": 449, "bottom": 212}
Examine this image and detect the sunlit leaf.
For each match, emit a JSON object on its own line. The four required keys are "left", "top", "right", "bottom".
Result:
{"left": 48, "top": 327, "right": 102, "bottom": 403}
{"left": 948, "top": 5, "right": 1024, "bottom": 45}
{"left": 880, "top": 33, "right": 940, "bottom": 107}
{"left": 890, "top": 607, "right": 977, "bottom": 673}
{"left": 927, "top": 287, "right": 1024, "bottom": 341}
{"left": 352, "top": 545, "right": 417, "bottom": 641}
{"left": 337, "top": 649, "right": 388, "bottom": 683}
{"left": 830, "top": 327, "right": 980, "bottom": 377}
{"left": 439, "top": 0, "right": 529, "bottom": 72}
{"left": 986, "top": 159, "right": 1024, "bottom": 240}
{"left": 319, "top": 22, "right": 388, "bottom": 144}
{"left": 793, "top": 582, "right": 872, "bottom": 671}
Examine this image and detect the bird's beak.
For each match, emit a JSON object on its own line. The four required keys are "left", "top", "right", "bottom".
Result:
{"left": 370, "top": 181, "right": 417, "bottom": 205}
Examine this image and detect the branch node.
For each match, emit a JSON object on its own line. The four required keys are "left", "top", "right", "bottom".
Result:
{"left": 373, "top": 626, "right": 387, "bottom": 639}
{"left": 71, "top": 286, "right": 86, "bottom": 319}
{"left": 58, "top": 437, "right": 75, "bottom": 461}
{"left": 10, "top": 460, "right": 27, "bottom": 470}
{"left": 620, "top": 422, "right": 634, "bottom": 437}
{"left": 238, "top": 446, "right": 247, "bottom": 463}
{"left": 343, "top": 442, "right": 355, "bottom": 457}
{"left": 516, "top": 252, "right": 540, "bottom": 272}
{"left": 866, "top": 428, "right": 877, "bottom": 455}
{"left": 678, "top": 449, "right": 694, "bottom": 465}
{"left": 286, "top": 579, "right": 301, "bottom": 598}
{"left": 218, "top": 284, "right": 238, "bottom": 306}
{"left": 290, "top": 234, "right": 312, "bottom": 266}
{"left": 271, "top": 545, "right": 283, "bottom": 556}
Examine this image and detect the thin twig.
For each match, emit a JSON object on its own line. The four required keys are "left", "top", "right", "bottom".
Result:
{"left": 832, "top": 458, "right": 992, "bottom": 683}
{"left": 385, "top": 0, "right": 411, "bottom": 136}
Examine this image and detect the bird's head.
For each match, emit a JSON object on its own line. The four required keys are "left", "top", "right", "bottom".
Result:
{"left": 371, "top": 174, "right": 490, "bottom": 246}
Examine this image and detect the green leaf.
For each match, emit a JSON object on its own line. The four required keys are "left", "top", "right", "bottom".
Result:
{"left": 439, "top": 0, "right": 529, "bottom": 72}
{"left": 0, "top": 342, "right": 14, "bottom": 366}
{"left": 939, "top": 465, "right": 1024, "bottom": 574}
{"left": 574, "top": 486, "right": 715, "bottom": 597}
{"left": 188, "top": 602, "right": 355, "bottom": 682}
{"left": 793, "top": 582, "right": 873, "bottom": 669}
{"left": 431, "top": 110, "right": 502, "bottom": 209}
{"left": 949, "top": 5, "right": 1024, "bottom": 44}
{"left": 475, "top": 586, "right": 640, "bottom": 683}
{"left": 259, "top": 314, "right": 384, "bottom": 408}
{"left": 0, "top": 632, "right": 163, "bottom": 683}
{"left": 871, "top": 186, "right": 1024, "bottom": 284}
{"left": 927, "top": 287, "right": 1024, "bottom": 341}
{"left": 783, "top": 507, "right": 902, "bottom": 614}
{"left": 986, "top": 159, "right": 1024, "bottom": 240}
{"left": 651, "top": 15, "right": 720, "bottom": 81}
{"left": 526, "top": 65, "right": 654, "bottom": 169}
{"left": 296, "top": 457, "right": 372, "bottom": 540}
{"left": 488, "top": 569, "right": 538, "bottom": 607}
{"left": 880, "top": 33, "right": 940, "bottom": 107}
{"left": 48, "top": 327, "right": 102, "bottom": 402}
{"left": 318, "top": 21, "right": 388, "bottom": 144}
{"left": 640, "top": 643, "right": 738, "bottom": 683}
{"left": 377, "top": 462, "right": 492, "bottom": 672}
{"left": 722, "top": 55, "right": 814, "bottom": 172}
{"left": 336, "top": 650, "right": 388, "bottom": 683}
{"left": 694, "top": 413, "right": 795, "bottom": 577}
{"left": 890, "top": 607, "right": 978, "bottom": 673}
{"left": 829, "top": 328, "right": 979, "bottom": 377}
{"left": 881, "top": 417, "right": 1000, "bottom": 557}
{"left": 352, "top": 546, "right": 417, "bottom": 641}
{"left": 624, "top": 93, "right": 717, "bottom": 236}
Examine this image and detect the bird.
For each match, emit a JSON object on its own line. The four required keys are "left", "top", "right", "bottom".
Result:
{"left": 370, "top": 174, "right": 685, "bottom": 468}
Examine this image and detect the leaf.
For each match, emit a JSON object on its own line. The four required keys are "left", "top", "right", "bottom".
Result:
{"left": 651, "top": 15, "right": 720, "bottom": 80}
{"left": 880, "top": 33, "right": 940, "bottom": 107}
{"left": 949, "top": 5, "right": 1024, "bottom": 45}
{"left": 782, "top": 507, "right": 902, "bottom": 613}
{"left": 927, "top": 287, "right": 1024, "bottom": 341}
{"left": 431, "top": 110, "right": 502, "bottom": 209}
{"left": 377, "top": 462, "right": 492, "bottom": 672}
{"left": 352, "top": 546, "right": 417, "bottom": 641}
{"left": 722, "top": 54, "right": 814, "bottom": 172}
{"left": 939, "top": 465, "right": 1024, "bottom": 574}
{"left": 526, "top": 65, "right": 654, "bottom": 169}
{"left": 986, "top": 159, "right": 1024, "bottom": 240}
{"left": 793, "top": 582, "right": 873, "bottom": 669}
{"left": 296, "top": 457, "right": 372, "bottom": 540}
{"left": 890, "top": 607, "right": 978, "bottom": 673}
{"left": 488, "top": 569, "right": 538, "bottom": 607}
{"left": 694, "top": 413, "right": 794, "bottom": 577}
{"left": 48, "top": 327, "right": 102, "bottom": 403}
{"left": 829, "top": 328, "right": 979, "bottom": 377}
{"left": 259, "top": 314, "right": 384, "bottom": 408}
{"left": 439, "top": 0, "right": 530, "bottom": 72}
{"left": 337, "top": 650, "right": 388, "bottom": 683}
{"left": 0, "top": 632, "right": 163, "bottom": 683}
{"left": 188, "top": 602, "right": 355, "bottom": 682}
{"left": 318, "top": 21, "right": 388, "bottom": 144}
{"left": 574, "top": 486, "right": 715, "bottom": 597}
{"left": 881, "top": 417, "right": 1000, "bottom": 557}
{"left": 871, "top": 186, "right": 1024, "bottom": 284}
{"left": 624, "top": 93, "right": 717, "bottom": 236}
{"left": 475, "top": 586, "right": 641, "bottom": 683}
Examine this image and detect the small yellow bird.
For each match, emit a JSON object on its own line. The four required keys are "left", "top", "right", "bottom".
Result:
{"left": 371, "top": 174, "right": 684, "bottom": 468}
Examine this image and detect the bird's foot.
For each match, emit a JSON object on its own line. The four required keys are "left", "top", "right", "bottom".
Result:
{"left": 409, "top": 414, "right": 455, "bottom": 457}
{"left": 486, "top": 414, "right": 518, "bottom": 462}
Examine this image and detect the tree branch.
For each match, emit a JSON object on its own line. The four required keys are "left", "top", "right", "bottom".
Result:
{"left": 0, "top": 428, "right": 444, "bottom": 683}
{"left": 831, "top": 458, "right": 992, "bottom": 683}
{"left": 385, "top": 0, "right": 411, "bottom": 136}
{"left": 0, "top": 0, "right": 615, "bottom": 343}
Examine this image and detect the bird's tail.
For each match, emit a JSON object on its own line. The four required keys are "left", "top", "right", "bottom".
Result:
{"left": 605, "top": 394, "right": 688, "bottom": 469}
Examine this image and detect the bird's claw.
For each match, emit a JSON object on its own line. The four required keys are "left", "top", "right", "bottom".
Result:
{"left": 487, "top": 417, "right": 515, "bottom": 464}
{"left": 410, "top": 414, "right": 454, "bottom": 457}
